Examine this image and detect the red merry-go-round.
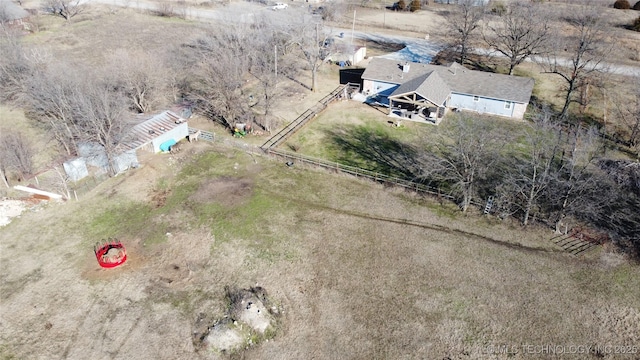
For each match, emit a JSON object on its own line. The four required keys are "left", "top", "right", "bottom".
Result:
{"left": 94, "top": 239, "right": 127, "bottom": 268}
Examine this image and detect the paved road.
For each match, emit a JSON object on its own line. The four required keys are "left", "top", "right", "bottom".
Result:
{"left": 91, "top": 0, "right": 639, "bottom": 77}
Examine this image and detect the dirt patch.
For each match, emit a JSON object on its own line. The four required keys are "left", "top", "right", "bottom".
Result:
{"left": 81, "top": 238, "right": 149, "bottom": 281}
{"left": 150, "top": 188, "right": 171, "bottom": 208}
{"left": 0, "top": 199, "right": 27, "bottom": 227}
{"left": 191, "top": 177, "right": 253, "bottom": 207}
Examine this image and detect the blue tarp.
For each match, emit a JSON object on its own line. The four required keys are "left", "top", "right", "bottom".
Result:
{"left": 159, "top": 139, "right": 177, "bottom": 152}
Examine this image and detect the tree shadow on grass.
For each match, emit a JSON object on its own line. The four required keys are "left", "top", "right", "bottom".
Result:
{"left": 325, "top": 125, "right": 424, "bottom": 181}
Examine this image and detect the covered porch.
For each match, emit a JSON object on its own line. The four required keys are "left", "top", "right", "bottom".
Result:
{"left": 388, "top": 91, "right": 446, "bottom": 125}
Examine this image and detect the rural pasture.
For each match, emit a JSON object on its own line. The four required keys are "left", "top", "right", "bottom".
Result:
{"left": 1, "top": 1, "right": 640, "bottom": 359}
{"left": 1, "top": 140, "right": 639, "bottom": 359}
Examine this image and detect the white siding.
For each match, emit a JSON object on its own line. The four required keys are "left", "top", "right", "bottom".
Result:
{"left": 512, "top": 103, "right": 527, "bottom": 120}
{"left": 150, "top": 122, "right": 189, "bottom": 153}
{"left": 362, "top": 80, "right": 399, "bottom": 97}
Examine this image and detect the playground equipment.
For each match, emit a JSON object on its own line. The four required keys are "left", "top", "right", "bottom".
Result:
{"left": 94, "top": 239, "right": 127, "bottom": 268}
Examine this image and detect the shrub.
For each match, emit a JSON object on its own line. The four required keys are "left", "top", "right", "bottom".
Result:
{"left": 396, "top": 0, "right": 406, "bottom": 11}
{"left": 633, "top": 0, "right": 640, "bottom": 10}
{"left": 409, "top": 0, "right": 421, "bottom": 11}
{"left": 491, "top": 1, "right": 507, "bottom": 15}
{"left": 633, "top": 16, "right": 640, "bottom": 31}
{"left": 614, "top": 0, "right": 631, "bottom": 9}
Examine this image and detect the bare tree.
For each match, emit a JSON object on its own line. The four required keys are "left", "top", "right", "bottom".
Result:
{"left": 75, "top": 78, "right": 131, "bottom": 176}
{"left": 443, "top": 0, "right": 485, "bottom": 65}
{"left": 287, "top": 17, "right": 333, "bottom": 92}
{"left": 247, "top": 22, "right": 281, "bottom": 131}
{"left": 537, "top": 7, "right": 608, "bottom": 119}
{"left": 24, "top": 63, "right": 83, "bottom": 156}
{"left": 427, "top": 114, "right": 505, "bottom": 212}
{"left": 496, "top": 111, "right": 561, "bottom": 225}
{"left": 45, "top": 0, "right": 83, "bottom": 22}
{"left": 483, "top": 1, "right": 550, "bottom": 75}
{"left": 186, "top": 27, "right": 252, "bottom": 129}
{"left": 0, "top": 128, "right": 34, "bottom": 182}
{"left": 106, "top": 49, "right": 168, "bottom": 114}
{"left": 0, "top": 27, "right": 30, "bottom": 101}
{"left": 545, "top": 125, "right": 605, "bottom": 230}
{"left": 611, "top": 82, "right": 640, "bottom": 157}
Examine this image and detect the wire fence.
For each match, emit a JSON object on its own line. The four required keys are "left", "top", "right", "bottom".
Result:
{"left": 69, "top": 174, "right": 109, "bottom": 199}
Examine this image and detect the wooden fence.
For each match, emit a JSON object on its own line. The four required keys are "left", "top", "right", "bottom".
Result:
{"left": 265, "top": 148, "right": 478, "bottom": 204}
{"left": 258, "top": 81, "right": 485, "bottom": 209}
{"left": 260, "top": 83, "right": 359, "bottom": 150}
{"left": 549, "top": 227, "right": 604, "bottom": 255}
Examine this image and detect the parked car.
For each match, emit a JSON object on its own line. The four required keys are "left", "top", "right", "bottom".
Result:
{"left": 272, "top": 2, "right": 288, "bottom": 10}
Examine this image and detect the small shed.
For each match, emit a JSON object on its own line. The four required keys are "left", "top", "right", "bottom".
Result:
{"left": 328, "top": 46, "right": 367, "bottom": 66}
{"left": 0, "top": 0, "right": 30, "bottom": 30}
{"left": 63, "top": 158, "right": 89, "bottom": 182}
{"left": 77, "top": 143, "right": 139, "bottom": 175}
{"left": 123, "top": 111, "right": 189, "bottom": 153}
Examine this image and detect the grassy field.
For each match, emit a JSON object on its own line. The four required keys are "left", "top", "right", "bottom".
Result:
{"left": 1, "top": 141, "right": 639, "bottom": 359}
{"left": 1, "top": 4, "right": 640, "bottom": 359}
{"left": 285, "top": 100, "right": 528, "bottom": 175}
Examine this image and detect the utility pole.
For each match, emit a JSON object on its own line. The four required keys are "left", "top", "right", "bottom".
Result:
{"left": 351, "top": 10, "right": 356, "bottom": 46}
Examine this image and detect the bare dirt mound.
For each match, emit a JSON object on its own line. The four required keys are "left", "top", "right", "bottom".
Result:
{"left": 205, "top": 322, "right": 244, "bottom": 352}
{"left": 193, "top": 286, "right": 280, "bottom": 354}
{"left": 190, "top": 177, "right": 253, "bottom": 207}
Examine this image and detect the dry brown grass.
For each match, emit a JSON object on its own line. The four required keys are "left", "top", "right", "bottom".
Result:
{"left": 1, "top": 5, "right": 640, "bottom": 360}
{"left": 1, "top": 142, "right": 639, "bottom": 359}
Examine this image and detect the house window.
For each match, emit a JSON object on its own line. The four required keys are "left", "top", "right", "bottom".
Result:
{"left": 473, "top": 96, "right": 479, "bottom": 102}
{"left": 504, "top": 102, "right": 512, "bottom": 109}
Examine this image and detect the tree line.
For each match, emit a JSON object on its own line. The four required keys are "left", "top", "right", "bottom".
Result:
{"left": 0, "top": 10, "right": 338, "bottom": 177}
{"left": 344, "top": 110, "right": 639, "bottom": 258}
{"left": 434, "top": 1, "right": 639, "bottom": 257}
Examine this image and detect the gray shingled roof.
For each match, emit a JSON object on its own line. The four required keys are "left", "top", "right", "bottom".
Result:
{"left": 0, "top": 0, "right": 29, "bottom": 21}
{"left": 362, "top": 58, "right": 534, "bottom": 104}
{"left": 390, "top": 71, "right": 451, "bottom": 106}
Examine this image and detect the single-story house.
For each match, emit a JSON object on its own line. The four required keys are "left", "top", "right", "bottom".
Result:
{"left": 123, "top": 110, "right": 189, "bottom": 153}
{"left": 361, "top": 58, "right": 534, "bottom": 123}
